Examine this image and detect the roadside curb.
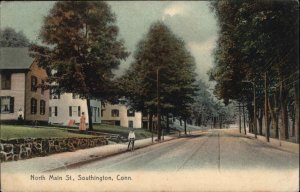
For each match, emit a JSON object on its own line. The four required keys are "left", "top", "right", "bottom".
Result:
{"left": 43, "top": 136, "right": 179, "bottom": 172}
{"left": 232, "top": 129, "right": 299, "bottom": 154}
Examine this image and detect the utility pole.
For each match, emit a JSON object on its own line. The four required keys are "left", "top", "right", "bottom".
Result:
{"left": 265, "top": 72, "right": 270, "bottom": 142}
{"left": 157, "top": 67, "right": 161, "bottom": 141}
{"left": 219, "top": 114, "right": 222, "bottom": 129}
{"left": 253, "top": 82, "right": 257, "bottom": 138}
{"left": 238, "top": 102, "right": 242, "bottom": 133}
{"left": 295, "top": 79, "right": 299, "bottom": 143}
{"left": 243, "top": 103, "right": 246, "bottom": 135}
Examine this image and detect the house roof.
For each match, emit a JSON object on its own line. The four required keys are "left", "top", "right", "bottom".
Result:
{"left": 0, "top": 47, "right": 35, "bottom": 70}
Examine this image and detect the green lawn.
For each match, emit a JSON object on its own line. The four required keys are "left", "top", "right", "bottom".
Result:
{"left": 93, "top": 124, "right": 156, "bottom": 140}
{"left": 0, "top": 125, "right": 94, "bottom": 140}
{"left": 0, "top": 124, "right": 155, "bottom": 140}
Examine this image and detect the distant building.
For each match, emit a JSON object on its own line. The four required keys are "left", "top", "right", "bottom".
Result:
{"left": 0, "top": 47, "right": 49, "bottom": 122}
{"left": 48, "top": 92, "right": 101, "bottom": 125}
{"left": 101, "top": 100, "right": 142, "bottom": 128}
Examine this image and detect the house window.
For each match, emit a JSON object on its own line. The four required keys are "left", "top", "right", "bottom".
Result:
{"left": 111, "top": 109, "right": 119, "bottom": 117}
{"left": 98, "top": 107, "right": 100, "bottom": 118}
{"left": 78, "top": 106, "right": 81, "bottom": 117}
{"left": 50, "top": 88, "right": 60, "bottom": 99}
{"left": 40, "top": 100, "right": 46, "bottom": 115}
{"left": 54, "top": 106, "right": 58, "bottom": 116}
{"left": 0, "top": 96, "right": 14, "bottom": 113}
{"left": 69, "top": 106, "right": 79, "bottom": 117}
{"left": 49, "top": 107, "right": 52, "bottom": 117}
{"left": 50, "top": 106, "right": 58, "bottom": 117}
{"left": 31, "top": 76, "right": 37, "bottom": 92}
{"left": 69, "top": 106, "right": 72, "bottom": 117}
{"left": 41, "top": 80, "right": 45, "bottom": 95}
{"left": 1, "top": 73, "right": 11, "bottom": 90}
{"left": 127, "top": 109, "right": 135, "bottom": 117}
{"left": 101, "top": 109, "right": 105, "bottom": 117}
{"left": 31, "top": 98, "right": 37, "bottom": 114}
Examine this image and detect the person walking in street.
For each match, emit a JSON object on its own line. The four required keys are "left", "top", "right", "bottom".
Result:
{"left": 127, "top": 129, "right": 136, "bottom": 151}
{"left": 79, "top": 112, "right": 87, "bottom": 132}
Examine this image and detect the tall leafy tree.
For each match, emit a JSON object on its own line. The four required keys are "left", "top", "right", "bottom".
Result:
{"left": 120, "top": 22, "right": 197, "bottom": 139}
{"left": 210, "top": 1, "right": 299, "bottom": 142}
{"left": 31, "top": 1, "right": 129, "bottom": 129}
{"left": 0, "top": 27, "right": 30, "bottom": 47}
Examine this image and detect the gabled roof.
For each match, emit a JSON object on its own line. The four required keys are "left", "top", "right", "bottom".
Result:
{"left": 0, "top": 47, "right": 35, "bottom": 70}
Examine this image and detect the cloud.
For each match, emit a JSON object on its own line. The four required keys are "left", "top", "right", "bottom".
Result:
{"left": 163, "top": 2, "right": 191, "bottom": 18}
{"left": 114, "top": 2, "right": 219, "bottom": 80}
{"left": 162, "top": 2, "right": 218, "bottom": 43}
{"left": 160, "top": 2, "right": 218, "bottom": 81}
{"left": 187, "top": 36, "right": 217, "bottom": 82}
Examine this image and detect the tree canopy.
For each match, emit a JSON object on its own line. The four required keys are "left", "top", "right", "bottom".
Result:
{"left": 0, "top": 27, "right": 30, "bottom": 47}
{"left": 210, "top": 0, "right": 298, "bottom": 103}
{"left": 31, "top": 1, "right": 129, "bottom": 129}
{"left": 119, "top": 22, "right": 198, "bottom": 138}
{"left": 209, "top": 0, "right": 299, "bottom": 142}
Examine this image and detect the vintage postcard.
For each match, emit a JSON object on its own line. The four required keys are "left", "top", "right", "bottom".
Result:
{"left": 0, "top": 1, "right": 299, "bottom": 192}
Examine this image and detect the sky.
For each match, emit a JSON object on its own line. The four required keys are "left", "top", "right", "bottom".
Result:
{"left": 1, "top": 1, "right": 218, "bottom": 82}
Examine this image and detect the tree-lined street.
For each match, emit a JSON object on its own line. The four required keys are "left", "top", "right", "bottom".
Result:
{"left": 71, "top": 129, "right": 298, "bottom": 172}
{"left": 1, "top": 1, "right": 299, "bottom": 191}
{"left": 209, "top": 1, "right": 299, "bottom": 143}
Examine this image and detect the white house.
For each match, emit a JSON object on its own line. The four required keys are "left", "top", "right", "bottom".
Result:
{"left": 101, "top": 101, "right": 142, "bottom": 129}
{"left": 0, "top": 48, "right": 49, "bottom": 122}
{"left": 48, "top": 92, "right": 101, "bottom": 126}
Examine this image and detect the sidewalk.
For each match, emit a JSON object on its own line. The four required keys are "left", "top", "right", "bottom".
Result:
{"left": 228, "top": 128, "right": 299, "bottom": 154}
{"left": 1, "top": 135, "right": 177, "bottom": 174}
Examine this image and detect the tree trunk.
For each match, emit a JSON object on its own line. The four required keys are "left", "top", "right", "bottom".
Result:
{"left": 166, "top": 113, "right": 170, "bottom": 134}
{"left": 87, "top": 98, "right": 93, "bottom": 130}
{"left": 276, "top": 113, "right": 279, "bottom": 137}
{"left": 265, "top": 72, "right": 270, "bottom": 142}
{"left": 184, "top": 119, "right": 187, "bottom": 135}
{"left": 268, "top": 114, "right": 272, "bottom": 134}
{"left": 247, "top": 104, "right": 253, "bottom": 134}
{"left": 243, "top": 104, "right": 246, "bottom": 135}
{"left": 295, "top": 80, "right": 299, "bottom": 143}
{"left": 249, "top": 120, "right": 253, "bottom": 133}
{"left": 269, "top": 100, "right": 280, "bottom": 139}
{"left": 292, "top": 118, "right": 295, "bottom": 137}
{"left": 291, "top": 102, "right": 295, "bottom": 137}
{"left": 257, "top": 108, "right": 263, "bottom": 135}
{"left": 141, "top": 111, "right": 145, "bottom": 130}
{"left": 281, "top": 103, "right": 289, "bottom": 140}
{"left": 157, "top": 114, "right": 161, "bottom": 141}
{"left": 238, "top": 103, "right": 242, "bottom": 133}
{"left": 269, "top": 96, "right": 279, "bottom": 138}
{"left": 197, "top": 116, "right": 200, "bottom": 126}
{"left": 149, "top": 113, "right": 153, "bottom": 132}
{"left": 149, "top": 113, "right": 154, "bottom": 143}
{"left": 214, "top": 116, "right": 217, "bottom": 129}
{"left": 280, "top": 77, "right": 289, "bottom": 140}
{"left": 200, "top": 113, "right": 203, "bottom": 126}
